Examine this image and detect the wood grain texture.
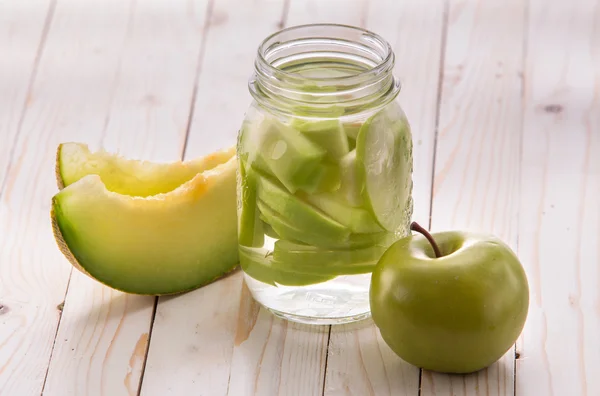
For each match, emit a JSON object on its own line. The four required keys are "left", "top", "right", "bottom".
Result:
{"left": 0, "top": 2, "right": 87, "bottom": 395}
{"left": 141, "top": 273, "right": 245, "bottom": 396}
{"left": 184, "top": 0, "right": 289, "bottom": 155}
{"left": 310, "top": 0, "right": 446, "bottom": 394}
{"left": 227, "top": 288, "right": 329, "bottom": 396}
{"left": 2, "top": 1, "right": 599, "bottom": 394}
{"left": 38, "top": 1, "right": 209, "bottom": 395}
{"left": 287, "top": 0, "right": 368, "bottom": 26}
{"left": 0, "top": 0, "right": 52, "bottom": 193}
{"left": 323, "top": 319, "right": 419, "bottom": 396}
{"left": 422, "top": 0, "right": 525, "bottom": 394}
{"left": 141, "top": 1, "right": 301, "bottom": 395}
{"left": 516, "top": 1, "right": 600, "bottom": 395}
{"left": 367, "top": 0, "right": 446, "bottom": 226}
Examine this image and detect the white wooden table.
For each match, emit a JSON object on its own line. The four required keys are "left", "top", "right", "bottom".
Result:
{"left": 1, "top": 0, "right": 599, "bottom": 395}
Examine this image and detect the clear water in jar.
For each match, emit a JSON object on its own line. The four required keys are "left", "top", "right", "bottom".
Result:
{"left": 237, "top": 63, "right": 413, "bottom": 325}
{"left": 242, "top": 240, "right": 376, "bottom": 325}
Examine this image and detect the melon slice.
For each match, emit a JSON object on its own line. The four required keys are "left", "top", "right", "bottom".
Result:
{"left": 56, "top": 142, "right": 235, "bottom": 196}
{"left": 51, "top": 153, "right": 239, "bottom": 295}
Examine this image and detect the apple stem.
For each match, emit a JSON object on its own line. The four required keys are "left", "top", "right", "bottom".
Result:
{"left": 410, "top": 222, "right": 442, "bottom": 258}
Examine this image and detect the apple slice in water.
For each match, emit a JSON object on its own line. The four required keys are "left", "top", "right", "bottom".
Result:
{"left": 258, "top": 198, "right": 392, "bottom": 250}
{"left": 343, "top": 121, "right": 362, "bottom": 141}
{"left": 237, "top": 160, "right": 264, "bottom": 247}
{"left": 256, "top": 175, "right": 350, "bottom": 245}
{"left": 299, "top": 162, "right": 341, "bottom": 194}
{"left": 301, "top": 192, "right": 383, "bottom": 234}
{"left": 290, "top": 118, "right": 349, "bottom": 161}
{"left": 239, "top": 246, "right": 334, "bottom": 287}
{"left": 273, "top": 240, "right": 385, "bottom": 276}
{"left": 253, "top": 118, "right": 326, "bottom": 193}
{"left": 256, "top": 200, "right": 345, "bottom": 248}
{"left": 262, "top": 221, "right": 280, "bottom": 239}
{"left": 356, "top": 107, "right": 413, "bottom": 232}
{"left": 338, "top": 150, "right": 363, "bottom": 207}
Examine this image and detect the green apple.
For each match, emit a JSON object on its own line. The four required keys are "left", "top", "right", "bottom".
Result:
{"left": 370, "top": 222, "right": 529, "bottom": 374}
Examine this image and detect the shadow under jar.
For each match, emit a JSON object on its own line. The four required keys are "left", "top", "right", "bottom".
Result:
{"left": 236, "top": 24, "right": 414, "bottom": 325}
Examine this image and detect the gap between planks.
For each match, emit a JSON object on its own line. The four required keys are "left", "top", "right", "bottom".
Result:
{"left": 0, "top": 0, "right": 56, "bottom": 196}
{"left": 134, "top": 0, "right": 218, "bottom": 394}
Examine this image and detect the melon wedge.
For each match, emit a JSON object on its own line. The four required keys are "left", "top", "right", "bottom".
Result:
{"left": 51, "top": 154, "right": 239, "bottom": 295}
{"left": 56, "top": 142, "right": 235, "bottom": 196}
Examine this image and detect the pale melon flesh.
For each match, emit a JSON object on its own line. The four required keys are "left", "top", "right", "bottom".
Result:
{"left": 57, "top": 142, "right": 235, "bottom": 196}
{"left": 52, "top": 147, "right": 238, "bottom": 295}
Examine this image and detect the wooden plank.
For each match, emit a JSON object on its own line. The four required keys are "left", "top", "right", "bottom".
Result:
{"left": 0, "top": 1, "right": 131, "bottom": 394}
{"left": 0, "top": 0, "right": 52, "bottom": 194}
{"left": 316, "top": 0, "right": 446, "bottom": 394}
{"left": 26, "top": 1, "right": 209, "bottom": 395}
{"left": 183, "top": 0, "right": 289, "bottom": 155}
{"left": 516, "top": 1, "right": 600, "bottom": 395}
{"left": 226, "top": 294, "right": 329, "bottom": 396}
{"left": 323, "top": 319, "right": 418, "bottom": 396}
{"left": 421, "top": 0, "right": 525, "bottom": 395}
{"left": 140, "top": 1, "right": 296, "bottom": 395}
{"left": 286, "top": 0, "right": 368, "bottom": 26}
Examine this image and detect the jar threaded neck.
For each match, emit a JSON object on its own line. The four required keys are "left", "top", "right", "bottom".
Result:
{"left": 249, "top": 24, "right": 401, "bottom": 117}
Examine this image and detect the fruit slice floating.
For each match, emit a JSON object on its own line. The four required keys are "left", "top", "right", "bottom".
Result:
{"left": 237, "top": 162, "right": 264, "bottom": 247}
{"left": 254, "top": 118, "right": 326, "bottom": 193}
{"left": 256, "top": 175, "right": 350, "bottom": 245}
{"left": 338, "top": 150, "right": 363, "bottom": 207}
{"left": 356, "top": 107, "right": 413, "bottom": 231}
{"left": 258, "top": 197, "right": 392, "bottom": 250}
{"left": 257, "top": 200, "right": 343, "bottom": 248}
{"left": 239, "top": 246, "right": 334, "bottom": 287}
{"left": 300, "top": 162, "right": 341, "bottom": 194}
{"left": 52, "top": 151, "right": 238, "bottom": 295}
{"left": 262, "top": 221, "right": 280, "bottom": 239}
{"left": 57, "top": 142, "right": 234, "bottom": 196}
{"left": 290, "top": 118, "right": 350, "bottom": 161}
{"left": 301, "top": 192, "right": 383, "bottom": 234}
{"left": 343, "top": 121, "right": 362, "bottom": 141}
{"left": 273, "top": 240, "right": 384, "bottom": 275}
{"left": 344, "top": 231, "right": 396, "bottom": 249}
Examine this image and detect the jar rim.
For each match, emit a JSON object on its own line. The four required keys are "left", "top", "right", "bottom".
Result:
{"left": 256, "top": 23, "right": 395, "bottom": 83}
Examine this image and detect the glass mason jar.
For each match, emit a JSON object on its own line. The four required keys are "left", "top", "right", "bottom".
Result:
{"left": 236, "top": 24, "right": 413, "bottom": 325}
